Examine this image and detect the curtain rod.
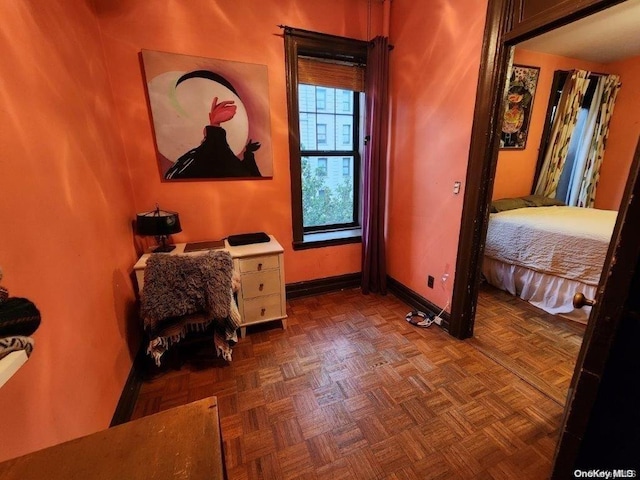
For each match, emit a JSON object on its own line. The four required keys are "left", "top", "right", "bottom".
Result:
{"left": 277, "top": 25, "right": 393, "bottom": 50}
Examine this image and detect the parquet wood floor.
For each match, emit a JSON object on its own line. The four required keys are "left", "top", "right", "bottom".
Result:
{"left": 132, "top": 289, "right": 565, "bottom": 479}
{"left": 473, "top": 283, "right": 586, "bottom": 405}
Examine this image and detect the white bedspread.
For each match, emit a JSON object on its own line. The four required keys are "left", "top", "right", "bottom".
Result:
{"left": 484, "top": 206, "right": 617, "bottom": 286}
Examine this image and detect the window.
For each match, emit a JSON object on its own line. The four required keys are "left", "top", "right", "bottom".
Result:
{"left": 534, "top": 70, "right": 600, "bottom": 205}
{"left": 316, "top": 88, "right": 327, "bottom": 110}
{"left": 343, "top": 157, "right": 351, "bottom": 176}
{"left": 342, "top": 90, "right": 352, "bottom": 112}
{"left": 342, "top": 124, "right": 351, "bottom": 145}
{"left": 317, "top": 123, "right": 327, "bottom": 145}
{"left": 317, "top": 157, "right": 328, "bottom": 176}
{"left": 284, "top": 28, "right": 367, "bottom": 249}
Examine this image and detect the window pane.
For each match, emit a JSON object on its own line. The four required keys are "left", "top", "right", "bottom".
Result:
{"left": 298, "top": 86, "right": 358, "bottom": 230}
{"left": 299, "top": 113, "right": 316, "bottom": 150}
{"left": 302, "top": 156, "right": 355, "bottom": 228}
{"left": 339, "top": 89, "right": 353, "bottom": 113}
{"left": 316, "top": 114, "right": 335, "bottom": 149}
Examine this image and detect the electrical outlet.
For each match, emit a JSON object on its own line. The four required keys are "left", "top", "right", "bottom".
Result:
{"left": 453, "top": 181, "right": 461, "bottom": 194}
{"left": 427, "top": 276, "right": 434, "bottom": 288}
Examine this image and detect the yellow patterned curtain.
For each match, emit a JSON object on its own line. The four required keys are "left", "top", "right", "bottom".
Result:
{"left": 534, "top": 70, "right": 591, "bottom": 198}
{"left": 576, "top": 75, "right": 621, "bottom": 208}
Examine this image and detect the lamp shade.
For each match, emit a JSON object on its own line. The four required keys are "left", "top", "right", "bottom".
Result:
{"left": 136, "top": 207, "right": 182, "bottom": 237}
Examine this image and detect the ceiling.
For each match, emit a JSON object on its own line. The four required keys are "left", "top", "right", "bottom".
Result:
{"left": 518, "top": 0, "right": 640, "bottom": 64}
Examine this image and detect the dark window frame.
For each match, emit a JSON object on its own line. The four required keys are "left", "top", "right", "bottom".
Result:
{"left": 284, "top": 27, "right": 368, "bottom": 250}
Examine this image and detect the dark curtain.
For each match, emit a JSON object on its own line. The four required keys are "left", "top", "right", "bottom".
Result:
{"left": 361, "top": 36, "right": 390, "bottom": 295}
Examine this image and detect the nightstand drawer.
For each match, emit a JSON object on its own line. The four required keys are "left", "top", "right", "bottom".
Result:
{"left": 243, "top": 294, "right": 282, "bottom": 323}
{"left": 239, "top": 255, "right": 279, "bottom": 273}
{"left": 241, "top": 270, "right": 281, "bottom": 298}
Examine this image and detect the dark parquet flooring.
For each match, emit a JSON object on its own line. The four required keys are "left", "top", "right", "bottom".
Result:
{"left": 132, "top": 288, "right": 571, "bottom": 479}
{"left": 473, "top": 282, "right": 586, "bottom": 405}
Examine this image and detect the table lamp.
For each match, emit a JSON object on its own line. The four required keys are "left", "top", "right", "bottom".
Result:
{"left": 136, "top": 205, "right": 182, "bottom": 253}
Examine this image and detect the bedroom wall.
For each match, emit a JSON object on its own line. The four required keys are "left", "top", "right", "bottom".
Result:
{"left": 493, "top": 49, "right": 606, "bottom": 200}
{"left": 385, "top": 0, "right": 488, "bottom": 311}
{"left": 93, "top": 0, "right": 384, "bottom": 284}
{"left": 0, "top": 1, "right": 138, "bottom": 462}
{"left": 594, "top": 55, "right": 640, "bottom": 211}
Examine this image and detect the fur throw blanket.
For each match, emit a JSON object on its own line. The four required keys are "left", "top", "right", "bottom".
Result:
{"left": 141, "top": 251, "right": 233, "bottom": 335}
{"left": 140, "top": 251, "right": 240, "bottom": 366}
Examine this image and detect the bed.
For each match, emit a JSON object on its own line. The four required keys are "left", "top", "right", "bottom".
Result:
{"left": 482, "top": 199, "right": 617, "bottom": 323}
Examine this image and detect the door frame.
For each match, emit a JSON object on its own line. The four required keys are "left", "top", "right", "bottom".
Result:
{"left": 449, "top": 0, "right": 627, "bottom": 338}
{"left": 448, "top": 0, "right": 639, "bottom": 473}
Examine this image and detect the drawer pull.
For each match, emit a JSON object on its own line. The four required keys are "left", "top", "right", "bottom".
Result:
{"left": 259, "top": 283, "right": 264, "bottom": 291}
{"left": 261, "top": 308, "right": 266, "bottom": 316}
{"left": 258, "top": 263, "right": 263, "bottom": 271}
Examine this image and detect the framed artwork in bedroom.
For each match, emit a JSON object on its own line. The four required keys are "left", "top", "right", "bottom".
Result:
{"left": 500, "top": 64, "right": 540, "bottom": 150}
{"left": 141, "top": 49, "right": 273, "bottom": 180}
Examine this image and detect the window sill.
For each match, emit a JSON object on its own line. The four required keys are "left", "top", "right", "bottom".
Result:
{"left": 293, "top": 228, "right": 362, "bottom": 250}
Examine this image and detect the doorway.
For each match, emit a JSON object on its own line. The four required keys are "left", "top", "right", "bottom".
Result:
{"left": 469, "top": 28, "right": 633, "bottom": 401}
{"left": 450, "top": 0, "right": 640, "bottom": 473}
{"left": 450, "top": 0, "right": 640, "bottom": 341}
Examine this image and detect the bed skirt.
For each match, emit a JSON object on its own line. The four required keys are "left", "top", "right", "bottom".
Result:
{"left": 482, "top": 257, "right": 596, "bottom": 324}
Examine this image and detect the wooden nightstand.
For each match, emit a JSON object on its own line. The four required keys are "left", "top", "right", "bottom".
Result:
{"left": 133, "top": 235, "right": 287, "bottom": 336}
{"left": 225, "top": 236, "right": 287, "bottom": 337}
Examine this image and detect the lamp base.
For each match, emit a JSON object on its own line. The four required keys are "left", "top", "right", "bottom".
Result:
{"left": 151, "top": 244, "right": 176, "bottom": 253}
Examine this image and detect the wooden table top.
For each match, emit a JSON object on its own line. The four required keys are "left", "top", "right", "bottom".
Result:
{"left": 0, "top": 397, "right": 224, "bottom": 479}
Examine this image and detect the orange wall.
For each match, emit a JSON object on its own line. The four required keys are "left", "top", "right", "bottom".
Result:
{"left": 386, "top": 0, "right": 488, "bottom": 311}
{"left": 493, "top": 49, "right": 606, "bottom": 200}
{"left": 0, "top": 1, "right": 138, "bottom": 461}
{"left": 94, "top": 0, "right": 384, "bottom": 283}
{"left": 595, "top": 55, "right": 640, "bottom": 210}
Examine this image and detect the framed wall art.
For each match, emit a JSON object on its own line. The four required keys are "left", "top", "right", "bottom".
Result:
{"left": 500, "top": 64, "right": 540, "bottom": 150}
{"left": 141, "top": 49, "right": 273, "bottom": 179}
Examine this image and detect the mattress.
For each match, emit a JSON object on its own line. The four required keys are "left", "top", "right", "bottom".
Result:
{"left": 484, "top": 206, "right": 617, "bottom": 286}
